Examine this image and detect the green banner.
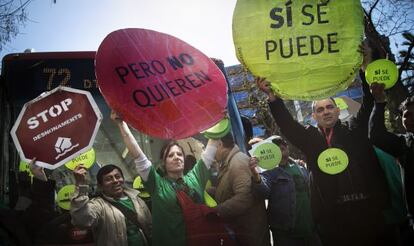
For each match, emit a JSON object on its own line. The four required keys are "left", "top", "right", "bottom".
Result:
{"left": 233, "top": 0, "right": 363, "bottom": 100}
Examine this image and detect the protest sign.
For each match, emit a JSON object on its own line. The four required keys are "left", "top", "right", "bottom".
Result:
{"left": 249, "top": 138, "right": 282, "bottom": 170}
{"left": 133, "top": 176, "right": 150, "bottom": 198}
{"left": 57, "top": 185, "right": 76, "bottom": 210}
{"left": 64, "top": 148, "right": 96, "bottom": 170}
{"left": 365, "top": 59, "right": 398, "bottom": 89}
{"left": 10, "top": 86, "right": 102, "bottom": 170}
{"left": 202, "top": 118, "right": 231, "bottom": 139}
{"left": 233, "top": 0, "right": 364, "bottom": 100}
{"left": 96, "top": 28, "right": 227, "bottom": 139}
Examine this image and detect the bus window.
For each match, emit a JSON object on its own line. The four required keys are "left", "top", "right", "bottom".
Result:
{"left": 0, "top": 51, "right": 246, "bottom": 208}
{"left": 0, "top": 51, "right": 164, "bottom": 207}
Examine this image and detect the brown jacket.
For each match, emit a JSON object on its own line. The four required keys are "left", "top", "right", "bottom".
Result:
{"left": 215, "top": 145, "right": 270, "bottom": 246}
{"left": 71, "top": 186, "right": 152, "bottom": 246}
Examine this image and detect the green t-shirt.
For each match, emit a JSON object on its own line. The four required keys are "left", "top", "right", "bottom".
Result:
{"left": 280, "top": 163, "right": 314, "bottom": 238}
{"left": 116, "top": 197, "right": 146, "bottom": 246}
{"left": 143, "top": 159, "right": 210, "bottom": 246}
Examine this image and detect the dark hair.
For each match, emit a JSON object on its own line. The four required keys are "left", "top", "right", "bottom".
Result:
{"left": 271, "top": 136, "right": 288, "bottom": 147}
{"left": 399, "top": 95, "right": 414, "bottom": 115}
{"left": 220, "top": 132, "right": 235, "bottom": 149}
{"left": 241, "top": 116, "right": 253, "bottom": 142}
{"left": 311, "top": 97, "right": 337, "bottom": 112}
{"left": 97, "top": 164, "right": 124, "bottom": 185}
{"left": 159, "top": 141, "right": 185, "bottom": 164}
{"left": 184, "top": 155, "right": 197, "bottom": 174}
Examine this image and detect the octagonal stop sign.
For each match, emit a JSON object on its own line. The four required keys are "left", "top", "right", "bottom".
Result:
{"left": 10, "top": 86, "right": 102, "bottom": 170}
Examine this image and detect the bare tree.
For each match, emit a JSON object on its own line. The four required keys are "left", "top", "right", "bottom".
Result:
{"left": 399, "top": 32, "right": 414, "bottom": 94}
{"left": 362, "top": 0, "right": 414, "bottom": 132}
{"left": 362, "top": 0, "right": 414, "bottom": 38}
{"left": 0, "top": 0, "right": 34, "bottom": 52}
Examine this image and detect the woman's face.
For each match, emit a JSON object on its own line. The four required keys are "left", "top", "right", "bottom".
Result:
{"left": 164, "top": 145, "right": 185, "bottom": 175}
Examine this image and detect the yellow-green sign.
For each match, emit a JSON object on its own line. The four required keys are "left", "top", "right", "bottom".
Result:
{"left": 317, "top": 148, "right": 349, "bottom": 175}
{"left": 233, "top": 0, "right": 363, "bottom": 100}
{"left": 334, "top": 97, "right": 348, "bottom": 110}
{"left": 57, "top": 184, "right": 76, "bottom": 210}
{"left": 365, "top": 59, "right": 398, "bottom": 89}
{"left": 253, "top": 142, "right": 282, "bottom": 170}
{"left": 202, "top": 118, "right": 231, "bottom": 139}
{"left": 204, "top": 180, "right": 217, "bottom": 207}
{"left": 64, "top": 148, "right": 96, "bottom": 170}
{"left": 19, "top": 161, "right": 34, "bottom": 178}
{"left": 133, "top": 176, "right": 150, "bottom": 198}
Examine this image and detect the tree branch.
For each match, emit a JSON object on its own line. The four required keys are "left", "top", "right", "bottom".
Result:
{"left": 399, "top": 32, "right": 414, "bottom": 78}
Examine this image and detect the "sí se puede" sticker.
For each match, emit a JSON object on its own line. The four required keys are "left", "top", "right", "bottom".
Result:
{"left": 317, "top": 148, "right": 349, "bottom": 175}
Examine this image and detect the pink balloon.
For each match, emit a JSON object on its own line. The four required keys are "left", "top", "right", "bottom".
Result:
{"left": 96, "top": 28, "right": 227, "bottom": 139}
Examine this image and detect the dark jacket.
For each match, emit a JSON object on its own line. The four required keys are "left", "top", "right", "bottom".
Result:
{"left": 369, "top": 102, "right": 414, "bottom": 215}
{"left": 268, "top": 85, "right": 389, "bottom": 224}
{"left": 252, "top": 160, "right": 309, "bottom": 231}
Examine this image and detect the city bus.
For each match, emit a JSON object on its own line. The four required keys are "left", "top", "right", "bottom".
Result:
{"left": 0, "top": 51, "right": 246, "bottom": 244}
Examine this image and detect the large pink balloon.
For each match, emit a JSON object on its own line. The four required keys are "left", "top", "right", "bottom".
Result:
{"left": 96, "top": 28, "right": 227, "bottom": 139}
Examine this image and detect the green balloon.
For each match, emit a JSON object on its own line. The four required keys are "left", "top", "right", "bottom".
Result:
{"left": 317, "top": 148, "right": 349, "bottom": 175}
{"left": 365, "top": 59, "right": 398, "bottom": 89}
{"left": 253, "top": 142, "right": 282, "bottom": 170}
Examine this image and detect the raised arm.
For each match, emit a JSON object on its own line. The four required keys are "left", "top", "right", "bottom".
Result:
{"left": 351, "top": 39, "right": 380, "bottom": 131}
{"left": 256, "top": 77, "right": 310, "bottom": 151}
{"left": 28, "top": 157, "right": 48, "bottom": 182}
{"left": 369, "top": 83, "right": 406, "bottom": 157}
{"left": 351, "top": 71, "right": 375, "bottom": 132}
{"left": 111, "top": 111, "right": 152, "bottom": 181}
{"left": 201, "top": 139, "right": 220, "bottom": 169}
{"left": 70, "top": 165, "right": 102, "bottom": 228}
{"left": 249, "top": 157, "right": 271, "bottom": 199}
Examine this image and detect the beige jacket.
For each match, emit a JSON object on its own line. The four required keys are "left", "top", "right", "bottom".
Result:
{"left": 215, "top": 145, "right": 270, "bottom": 246}
{"left": 71, "top": 185, "right": 152, "bottom": 246}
